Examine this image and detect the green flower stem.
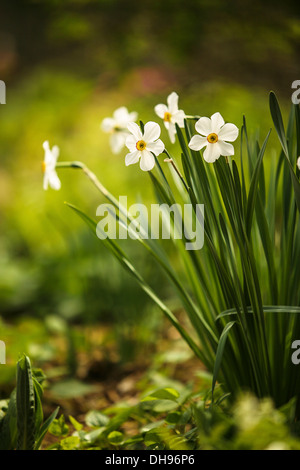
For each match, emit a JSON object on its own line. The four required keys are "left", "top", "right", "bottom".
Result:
{"left": 163, "top": 150, "right": 189, "bottom": 192}
{"left": 55, "top": 161, "right": 138, "bottom": 232}
{"left": 56, "top": 161, "right": 111, "bottom": 200}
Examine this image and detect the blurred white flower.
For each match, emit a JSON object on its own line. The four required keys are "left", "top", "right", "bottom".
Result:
{"left": 188, "top": 112, "right": 239, "bottom": 163}
{"left": 125, "top": 121, "right": 165, "bottom": 171}
{"left": 42, "top": 141, "right": 61, "bottom": 190}
{"left": 297, "top": 156, "right": 300, "bottom": 170}
{"left": 154, "top": 92, "right": 185, "bottom": 143}
{"left": 101, "top": 107, "right": 138, "bottom": 154}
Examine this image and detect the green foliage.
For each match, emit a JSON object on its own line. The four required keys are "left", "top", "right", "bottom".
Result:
{"left": 63, "top": 92, "right": 300, "bottom": 417}
{"left": 16, "top": 355, "right": 36, "bottom": 450}
{"left": 46, "top": 386, "right": 300, "bottom": 450}
{"left": 0, "top": 355, "right": 58, "bottom": 450}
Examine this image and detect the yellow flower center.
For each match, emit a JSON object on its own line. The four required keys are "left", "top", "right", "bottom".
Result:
{"left": 164, "top": 111, "right": 172, "bottom": 122}
{"left": 207, "top": 133, "right": 218, "bottom": 143}
{"left": 42, "top": 161, "right": 46, "bottom": 173}
{"left": 136, "top": 140, "right": 146, "bottom": 151}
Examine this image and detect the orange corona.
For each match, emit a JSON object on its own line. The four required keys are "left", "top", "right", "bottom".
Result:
{"left": 206, "top": 133, "right": 218, "bottom": 143}
{"left": 136, "top": 140, "right": 146, "bottom": 151}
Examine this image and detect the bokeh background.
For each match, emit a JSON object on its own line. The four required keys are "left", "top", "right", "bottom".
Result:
{"left": 0, "top": 0, "right": 300, "bottom": 402}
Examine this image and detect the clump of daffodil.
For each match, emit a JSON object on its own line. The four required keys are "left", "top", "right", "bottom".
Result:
{"left": 42, "top": 141, "right": 61, "bottom": 190}
{"left": 188, "top": 112, "right": 239, "bottom": 163}
{"left": 125, "top": 121, "right": 165, "bottom": 171}
{"left": 154, "top": 92, "right": 186, "bottom": 144}
{"left": 101, "top": 107, "right": 138, "bottom": 154}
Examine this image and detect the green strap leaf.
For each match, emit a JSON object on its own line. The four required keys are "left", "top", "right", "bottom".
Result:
{"left": 269, "top": 91, "right": 289, "bottom": 156}
{"left": 246, "top": 130, "right": 271, "bottom": 237}
{"left": 16, "top": 355, "right": 36, "bottom": 450}
{"left": 269, "top": 91, "right": 300, "bottom": 213}
{"left": 212, "top": 321, "right": 236, "bottom": 399}
{"left": 34, "top": 407, "right": 59, "bottom": 450}
{"left": 216, "top": 305, "right": 300, "bottom": 320}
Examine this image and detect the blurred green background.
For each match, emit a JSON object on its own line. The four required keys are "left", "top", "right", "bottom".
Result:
{"left": 0, "top": 0, "right": 299, "bottom": 387}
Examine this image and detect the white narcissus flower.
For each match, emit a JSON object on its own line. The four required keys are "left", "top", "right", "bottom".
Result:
{"left": 101, "top": 106, "right": 138, "bottom": 154}
{"left": 125, "top": 121, "right": 165, "bottom": 171}
{"left": 42, "top": 141, "right": 61, "bottom": 190}
{"left": 297, "top": 156, "right": 300, "bottom": 170}
{"left": 154, "top": 92, "right": 185, "bottom": 144}
{"left": 188, "top": 112, "right": 239, "bottom": 163}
